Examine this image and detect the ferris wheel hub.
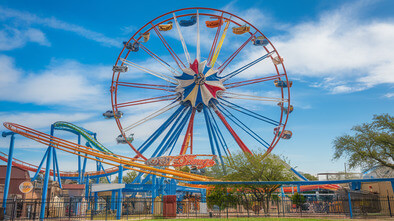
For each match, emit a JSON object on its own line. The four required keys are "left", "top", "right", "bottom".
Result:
{"left": 175, "top": 59, "right": 226, "bottom": 107}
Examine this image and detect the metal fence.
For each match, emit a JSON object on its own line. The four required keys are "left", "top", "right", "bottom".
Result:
{"left": 2, "top": 195, "right": 394, "bottom": 220}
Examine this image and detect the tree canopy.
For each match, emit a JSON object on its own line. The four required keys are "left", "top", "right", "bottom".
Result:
{"left": 333, "top": 114, "right": 394, "bottom": 171}
{"left": 112, "top": 171, "right": 137, "bottom": 184}
{"left": 206, "top": 150, "right": 297, "bottom": 214}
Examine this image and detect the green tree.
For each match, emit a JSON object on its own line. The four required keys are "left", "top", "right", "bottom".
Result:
{"left": 113, "top": 171, "right": 137, "bottom": 183}
{"left": 291, "top": 192, "right": 306, "bottom": 212}
{"left": 333, "top": 114, "right": 394, "bottom": 170}
{"left": 207, "top": 185, "right": 238, "bottom": 210}
{"left": 222, "top": 151, "right": 297, "bottom": 213}
{"left": 99, "top": 177, "right": 109, "bottom": 183}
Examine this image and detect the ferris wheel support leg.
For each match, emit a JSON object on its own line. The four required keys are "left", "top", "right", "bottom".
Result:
{"left": 2, "top": 133, "right": 15, "bottom": 212}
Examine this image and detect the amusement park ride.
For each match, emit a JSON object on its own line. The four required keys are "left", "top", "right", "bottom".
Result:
{"left": 1, "top": 7, "right": 342, "bottom": 219}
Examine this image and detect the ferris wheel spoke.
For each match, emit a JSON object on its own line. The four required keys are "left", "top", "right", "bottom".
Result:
{"left": 224, "top": 74, "right": 286, "bottom": 89}
{"left": 114, "top": 94, "right": 179, "bottom": 109}
{"left": 136, "top": 105, "right": 187, "bottom": 155}
{"left": 218, "top": 30, "right": 258, "bottom": 74}
{"left": 139, "top": 43, "right": 182, "bottom": 76}
{"left": 120, "top": 58, "right": 178, "bottom": 84}
{"left": 179, "top": 108, "right": 196, "bottom": 155}
{"left": 122, "top": 101, "right": 180, "bottom": 133}
{"left": 221, "top": 91, "right": 287, "bottom": 103}
{"left": 206, "top": 107, "right": 231, "bottom": 157}
{"left": 210, "top": 104, "right": 252, "bottom": 154}
{"left": 202, "top": 106, "right": 217, "bottom": 158}
{"left": 151, "top": 23, "right": 186, "bottom": 69}
{"left": 173, "top": 13, "right": 192, "bottom": 64}
{"left": 151, "top": 107, "right": 192, "bottom": 158}
{"left": 222, "top": 50, "right": 275, "bottom": 81}
{"left": 196, "top": 10, "right": 200, "bottom": 62}
{"left": 210, "top": 17, "right": 231, "bottom": 68}
{"left": 163, "top": 108, "right": 192, "bottom": 156}
{"left": 217, "top": 104, "right": 270, "bottom": 148}
{"left": 219, "top": 98, "right": 280, "bottom": 126}
{"left": 207, "top": 12, "right": 224, "bottom": 66}
{"left": 116, "top": 81, "right": 176, "bottom": 92}
{"left": 204, "top": 107, "right": 226, "bottom": 171}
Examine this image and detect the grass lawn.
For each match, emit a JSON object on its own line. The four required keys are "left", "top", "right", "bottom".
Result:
{"left": 150, "top": 218, "right": 347, "bottom": 221}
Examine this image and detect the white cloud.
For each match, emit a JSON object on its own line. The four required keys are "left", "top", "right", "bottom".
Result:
{"left": 0, "top": 55, "right": 110, "bottom": 109}
{"left": 384, "top": 92, "right": 394, "bottom": 98}
{"left": 274, "top": 6, "right": 394, "bottom": 92}
{"left": 223, "top": 1, "right": 394, "bottom": 94}
{"left": 0, "top": 27, "right": 50, "bottom": 51}
{"left": 0, "top": 112, "right": 93, "bottom": 129}
{"left": 0, "top": 6, "right": 119, "bottom": 47}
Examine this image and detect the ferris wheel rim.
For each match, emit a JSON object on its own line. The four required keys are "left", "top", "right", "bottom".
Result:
{"left": 110, "top": 7, "right": 291, "bottom": 161}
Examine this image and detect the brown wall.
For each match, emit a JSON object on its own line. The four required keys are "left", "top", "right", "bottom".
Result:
{"left": 0, "top": 165, "right": 30, "bottom": 200}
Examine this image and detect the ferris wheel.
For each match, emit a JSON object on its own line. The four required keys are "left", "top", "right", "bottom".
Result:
{"left": 110, "top": 7, "right": 292, "bottom": 168}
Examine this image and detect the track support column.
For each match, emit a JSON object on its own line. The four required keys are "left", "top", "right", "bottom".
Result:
{"left": 40, "top": 146, "right": 53, "bottom": 220}
{"left": 116, "top": 165, "right": 123, "bottom": 220}
{"left": 2, "top": 132, "right": 15, "bottom": 213}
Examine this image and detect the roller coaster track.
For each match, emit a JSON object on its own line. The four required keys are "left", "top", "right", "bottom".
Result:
{"left": 3, "top": 122, "right": 211, "bottom": 181}
{"left": 0, "top": 151, "right": 119, "bottom": 178}
{"left": 52, "top": 121, "right": 113, "bottom": 154}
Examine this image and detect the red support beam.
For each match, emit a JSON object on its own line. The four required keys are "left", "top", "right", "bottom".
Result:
{"left": 179, "top": 108, "right": 196, "bottom": 155}
{"left": 213, "top": 108, "right": 252, "bottom": 154}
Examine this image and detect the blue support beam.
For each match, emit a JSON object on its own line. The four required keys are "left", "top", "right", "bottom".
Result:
{"left": 40, "top": 125, "right": 55, "bottom": 220}
{"left": 203, "top": 106, "right": 217, "bottom": 156}
{"left": 78, "top": 134, "right": 82, "bottom": 184}
{"left": 94, "top": 161, "right": 99, "bottom": 211}
{"left": 116, "top": 165, "right": 123, "bottom": 220}
{"left": 151, "top": 107, "right": 190, "bottom": 157}
{"left": 2, "top": 133, "right": 15, "bottom": 212}
{"left": 31, "top": 148, "right": 49, "bottom": 182}
{"left": 187, "top": 178, "right": 394, "bottom": 185}
{"left": 53, "top": 148, "right": 62, "bottom": 188}
{"left": 151, "top": 175, "right": 157, "bottom": 214}
{"left": 40, "top": 146, "right": 53, "bottom": 220}
{"left": 85, "top": 175, "right": 90, "bottom": 200}
{"left": 81, "top": 154, "right": 87, "bottom": 182}
{"left": 348, "top": 190, "right": 353, "bottom": 218}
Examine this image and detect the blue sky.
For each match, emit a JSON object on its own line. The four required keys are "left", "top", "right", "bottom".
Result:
{"left": 0, "top": 0, "right": 393, "bottom": 176}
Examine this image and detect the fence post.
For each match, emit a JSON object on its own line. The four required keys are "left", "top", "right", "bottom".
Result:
{"left": 348, "top": 191, "right": 353, "bottom": 219}
{"left": 69, "top": 197, "right": 72, "bottom": 219}
{"left": 12, "top": 197, "right": 17, "bottom": 221}
{"left": 33, "top": 200, "right": 37, "bottom": 220}
{"left": 126, "top": 198, "right": 129, "bottom": 220}
{"left": 105, "top": 196, "right": 109, "bottom": 221}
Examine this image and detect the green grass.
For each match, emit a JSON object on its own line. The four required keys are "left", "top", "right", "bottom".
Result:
{"left": 151, "top": 218, "right": 347, "bottom": 221}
